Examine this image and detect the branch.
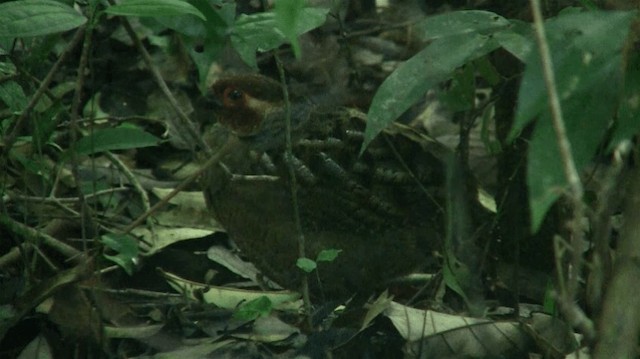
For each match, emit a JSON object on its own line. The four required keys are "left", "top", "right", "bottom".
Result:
{"left": 529, "top": 0, "right": 586, "bottom": 302}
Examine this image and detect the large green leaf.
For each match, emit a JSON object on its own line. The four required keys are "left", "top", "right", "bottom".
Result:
{"left": 414, "top": 10, "right": 510, "bottom": 41}
{"left": 71, "top": 127, "right": 160, "bottom": 156}
{"left": 105, "top": 0, "right": 206, "bottom": 21}
{"left": 0, "top": 0, "right": 87, "bottom": 38}
{"left": 231, "top": 7, "right": 329, "bottom": 68}
{"left": 362, "top": 33, "right": 500, "bottom": 152}
{"left": 510, "top": 10, "right": 634, "bottom": 231}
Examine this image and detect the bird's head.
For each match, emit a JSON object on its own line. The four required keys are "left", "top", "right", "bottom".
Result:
{"left": 209, "top": 75, "right": 284, "bottom": 137}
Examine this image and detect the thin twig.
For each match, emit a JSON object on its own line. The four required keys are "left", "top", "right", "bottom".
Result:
{"left": 69, "top": 16, "right": 97, "bottom": 251}
{"left": 105, "top": 152, "right": 151, "bottom": 214}
{"left": 6, "top": 187, "right": 130, "bottom": 204}
{"left": 105, "top": 150, "right": 154, "bottom": 243}
{"left": 588, "top": 142, "right": 628, "bottom": 312}
{"left": 382, "top": 134, "right": 444, "bottom": 214}
{"left": 529, "top": 0, "right": 585, "bottom": 301}
{"left": 274, "top": 56, "right": 313, "bottom": 327}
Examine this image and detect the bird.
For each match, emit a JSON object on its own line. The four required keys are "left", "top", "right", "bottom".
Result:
{"left": 201, "top": 74, "right": 446, "bottom": 299}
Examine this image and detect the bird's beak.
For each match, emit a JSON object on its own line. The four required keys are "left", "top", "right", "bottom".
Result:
{"left": 195, "top": 94, "right": 223, "bottom": 127}
{"left": 200, "top": 93, "right": 223, "bottom": 110}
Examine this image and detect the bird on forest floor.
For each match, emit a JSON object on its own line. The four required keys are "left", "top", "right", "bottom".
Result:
{"left": 201, "top": 74, "right": 447, "bottom": 300}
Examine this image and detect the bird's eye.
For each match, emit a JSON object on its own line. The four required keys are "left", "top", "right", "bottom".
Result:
{"left": 225, "top": 88, "right": 243, "bottom": 102}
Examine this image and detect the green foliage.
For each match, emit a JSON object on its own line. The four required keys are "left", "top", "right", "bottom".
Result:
{"left": 0, "top": 0, "right": 328, "bottom": 88}
{"left": 100, "top": 233, "right": 139, "bottom": 275}
{"left": 0, "top": 81, "right": 28, "bottom": 113}
{"left": 415, "top": 10, "right": 511, "bottom": 40}
{"left": 2, "top": 1, "right": 639, "bottom": 354}
{"left": 104, "top": 0, "right": 206, "bottom": 20}
{"left": 0, "top": 1, "right": 634, "bottom": 239}
{"left": 439, "top": 64, "right": 476, "bottom": 112}
{"left": 1, "top": 0, "right": 638, "bottom": 319}
{"left": 103, "top": 0, "right": 327, "bottom": 85}
{"left": 0, "top": 0, "right": 87, "bottom": 38}
{"left": 364, "top": 8, "right": 638, "bottom": 232}
{"left": 297, "top": 249, "right": 342, "bottom": 273}
{"left": 69, "top": 127, "right": 161, "bottom": 156}
{"left": 157, "top": 1, "right": 234, "bottom": 88}
{"left": 316, "top": 249, "right": 342, "bottom": 263}
{"left": 274, "top": 0, "right": 306, "bottom": 58}
{"left": 232, "top": 6, "right": 329, "bottom": 68}
{"left": 296, "top": 257, "right": 317, "bottom": 273}
{"left": 362, "top": 10, "right": 508, "bottom": 152}
{"left": 511, "top": 11, "right": 635, "bottom": 231}
{"left": 233, "top": 296, "right": 273, "bottom": 321}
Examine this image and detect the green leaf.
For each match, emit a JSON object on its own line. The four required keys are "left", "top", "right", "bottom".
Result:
{"left": 0, "top": 60, "right": 18, "bottom": 76}
{"left": 231, "top": 7, "right": 329, "bottom": 68}
{"left": 0, "top": 81, "right": 28, "bottom": 112}
{"left": 71, "top": 127, "right": 160, "bottom": 156}
{"left": 362, "top": 33, "right": 500, "bottom": 152}
{"left": 316, "top": 249, "right": 342, "bottom": 263}
{"left": 275, "top": 0, "right": 305, "bottom": 58}
{"left": 105, "top": 0, "right": 206, "bottom": 21}
{"left": 415, "top": 10, "right": 510, "bottom": 41}
{"left": 152, "top": 0, "right": 232, "bottom": 37}
{"left": 296, "top": 257, "right": 317, "bottom": 273}
{"left": 101, "top": 233, "right": 139, "bottom": 275}
{"left": 492, "top": 20, "right": 533, "bottom": 61}
{"left": 511, "top": 11, "right": 634, "bottom": 139}
{"left": 0, "top": 0, "right": 87, "bottom": 38}
{"left": 439, "top": 64, "right": 475, "bottom": 112}
{"left": 187, "top": 0, "right": 234, "bottom": 32}
{"left": 510, "top": 10, "right": 634, "bottom": 231}
{"left": 153, "top": 15, "right": 207, "bottom": 37}
{"left": 443, "top": 255, "right": 470, "bottom": 304}
{"left": 233, "top": 296, "right": 272, "bottom": 321}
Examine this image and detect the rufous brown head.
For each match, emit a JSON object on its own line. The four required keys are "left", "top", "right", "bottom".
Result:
{"left": 210, "top": 75, "right": 284, "bottom": 137}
